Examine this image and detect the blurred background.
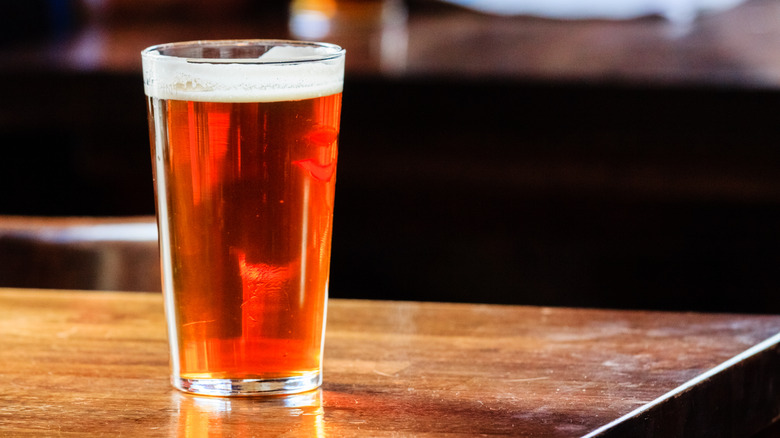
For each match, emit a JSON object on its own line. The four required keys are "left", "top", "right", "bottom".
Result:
{"left": 1, "top": 0, "right": 780, "bottom": 313}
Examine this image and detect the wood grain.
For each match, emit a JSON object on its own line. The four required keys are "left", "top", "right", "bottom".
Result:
{"left": 1, "top": 288, "right": 779, "bottom": 436}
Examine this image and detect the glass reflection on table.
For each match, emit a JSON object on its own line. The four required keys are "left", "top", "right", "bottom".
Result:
{"left": 172, "top": 389, "right": 324, "bottom": 437}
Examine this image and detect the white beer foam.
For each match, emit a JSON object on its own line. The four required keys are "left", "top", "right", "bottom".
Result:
{"left": 142, "top": 43, "right": 345, "bottom": 102}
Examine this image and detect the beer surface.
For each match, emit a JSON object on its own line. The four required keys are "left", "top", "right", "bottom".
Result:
{"left": 142, "top": 45, "right": 345, "bottom": 103}
{"left": 148, "top": 92, "right": 341, "bottom": 379}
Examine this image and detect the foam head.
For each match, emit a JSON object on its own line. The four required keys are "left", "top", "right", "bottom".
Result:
{"left": 142, "top": 40, "right": 345, "bottom": 103}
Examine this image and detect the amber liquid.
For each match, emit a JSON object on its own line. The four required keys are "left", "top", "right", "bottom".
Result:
{"left": 147, "top": 93, "right": 341, "bottom": 380}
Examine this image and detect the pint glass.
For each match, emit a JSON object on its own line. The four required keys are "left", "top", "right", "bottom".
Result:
{"left": 141, "top": 40, "right": 345, "bottom": 396}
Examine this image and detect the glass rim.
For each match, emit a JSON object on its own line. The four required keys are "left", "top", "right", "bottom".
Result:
{"left": 141, "top": 39, "right": 345, "bottom": 65}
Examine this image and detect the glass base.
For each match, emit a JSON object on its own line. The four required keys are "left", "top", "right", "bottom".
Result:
{"left": 174, "top": 372, "right": 321, "bottom": 397}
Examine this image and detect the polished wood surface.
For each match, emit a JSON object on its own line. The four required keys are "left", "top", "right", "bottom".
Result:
{"left": 2, "top": 288, "right": 779, "bottom": 436}
{"left": 0, "top": 216, "right": 159, "bottom": 292}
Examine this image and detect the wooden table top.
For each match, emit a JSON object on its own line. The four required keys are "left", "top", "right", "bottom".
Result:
{"left": 2, "top": 288, "right": 779, "bottom": 437}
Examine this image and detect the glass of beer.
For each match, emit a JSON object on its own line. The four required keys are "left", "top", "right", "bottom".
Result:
{"left": 141, "top": 40, "right": 345, "bottom": 396}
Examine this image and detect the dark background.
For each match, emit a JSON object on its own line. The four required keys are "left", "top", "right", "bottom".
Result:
{"left": 2, "top": 0, "right": 780, "bottom": 313}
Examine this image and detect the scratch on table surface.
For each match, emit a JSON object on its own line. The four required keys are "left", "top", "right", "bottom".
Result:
{"left": 56, "top": 326, "right": 79, "bottom": 338}
{"left": 329, "top": 358, "right": 411, "bottom": 376}
{"left": 507, "top": 376, "right": 550, "bottom": 382}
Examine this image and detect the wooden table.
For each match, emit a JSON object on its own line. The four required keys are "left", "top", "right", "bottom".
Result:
{"left": 2, "top": 288, "right": 779, "bottom": 436}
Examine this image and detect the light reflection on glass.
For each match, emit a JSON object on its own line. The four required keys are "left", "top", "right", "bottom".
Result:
{"left": 172, "top": 389, "right": 324, "bottom": 437}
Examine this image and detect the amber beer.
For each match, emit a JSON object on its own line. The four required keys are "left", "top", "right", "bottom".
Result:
{"left": 142, "top": 41, "right": 345, "bottom": 396}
